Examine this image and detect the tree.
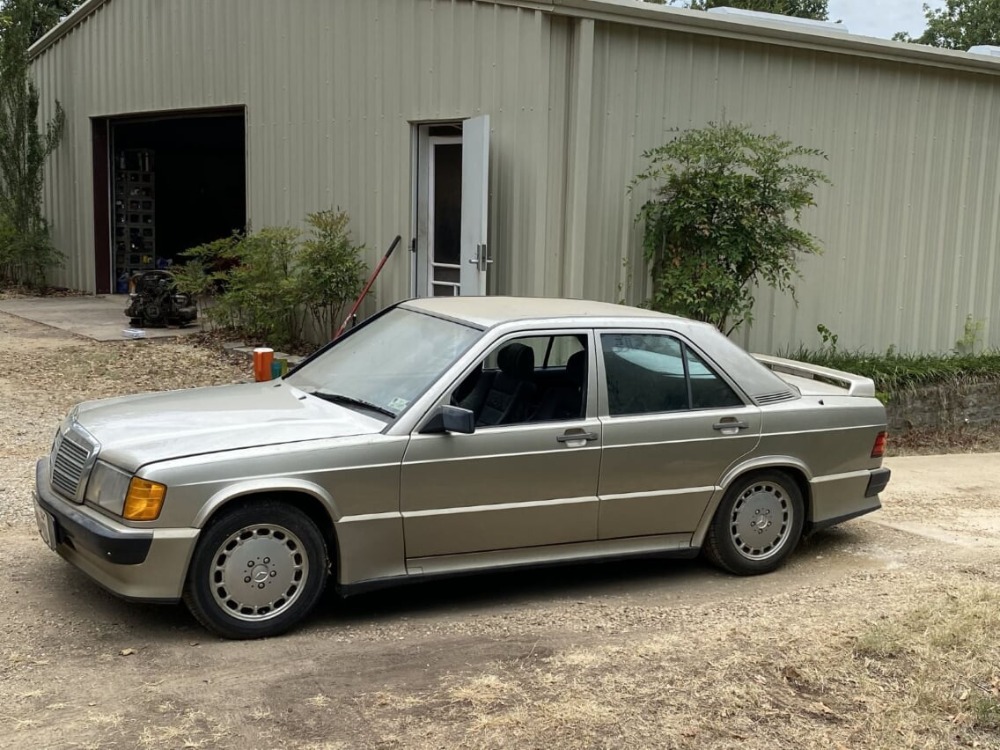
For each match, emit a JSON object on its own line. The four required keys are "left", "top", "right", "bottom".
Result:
{"left": 0, "top": 0, "right": 65, "bottom": 287}
{"left": 646, "top": 0, "right": 829, "bottom": 21}
{"left": 631, "top": 122, "right": 829, "bottom": 334}
{"left": 0, "top": 0, "right": 82, "bottom": 43}
{"left": 893, "top": 0, "right": 1000, "bottom": 49}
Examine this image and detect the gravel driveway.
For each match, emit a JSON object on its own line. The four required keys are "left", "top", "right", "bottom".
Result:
{"left": 2, "top": 310, "right": 999, "bottom": 750}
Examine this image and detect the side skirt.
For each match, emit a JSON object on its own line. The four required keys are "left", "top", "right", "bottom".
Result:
{"left": 336, "top": 533, "right": 698, "bottom": 597}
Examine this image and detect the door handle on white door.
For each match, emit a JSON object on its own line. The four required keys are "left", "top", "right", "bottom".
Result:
{"left": 467, "top": 243, "right": 493, "bottom": 272}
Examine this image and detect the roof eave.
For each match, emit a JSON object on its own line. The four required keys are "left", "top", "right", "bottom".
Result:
{"left": 512, "top": 0, "right": 1000, "bottom": 77}
{"left": 29, "top": 0, "right": 1000, "bottom": 80}
{"left": 28, "top": 0, "right": 110, "bottom": 59}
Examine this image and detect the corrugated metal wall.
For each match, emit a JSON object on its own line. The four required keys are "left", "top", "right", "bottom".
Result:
{"left": 31, "top": 0, "right": 1000, "bottom": 353}
{"left": 586, "top": 21, "right": 1000, "bottom": 354}
{"left": 33, "top": 0, "right": 571, "bottom": 313}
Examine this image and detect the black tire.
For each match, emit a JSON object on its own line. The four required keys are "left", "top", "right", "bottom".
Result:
{"left": 704, "top": 471, "right": 805, "bottom": 576}
{"left": 183, "top": 500, "right": 329, "bottom": 639}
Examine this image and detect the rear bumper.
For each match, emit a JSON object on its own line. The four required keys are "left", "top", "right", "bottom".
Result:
{"left": 809, "top": 466, "right": 890, "bottom": 532}
{"left": 34, "top": 459, "right": 197, "bottom": 602}
{"left": 866, "top": 468, "right": 892, "bottom": 498}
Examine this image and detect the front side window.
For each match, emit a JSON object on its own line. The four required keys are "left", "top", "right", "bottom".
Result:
{"left": 453, "top": 334, "right": 589, "bottom": 426}
{"left": 601, "top": 333, "right": 742, "bottom": 416}
{"left": 287, "top": 307, "right": 482, "bottom": 419}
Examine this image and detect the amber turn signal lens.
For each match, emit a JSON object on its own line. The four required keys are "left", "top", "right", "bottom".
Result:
{"left": 123, "top": 478, "right": 167, "bottom": 521}
{"left": 871, "top": 431, "right": 888, "bottom": 459}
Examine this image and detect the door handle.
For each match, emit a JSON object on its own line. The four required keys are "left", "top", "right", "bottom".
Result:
{"left": 556, "top": 431, "right": 598, "bottom": 443}
{"left": 713, "top": 420, "right": 748, "bottom": 431}
{"left": 467, "top": 243, "right": 493, "bottom": 271}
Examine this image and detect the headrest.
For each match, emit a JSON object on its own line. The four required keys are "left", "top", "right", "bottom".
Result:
{"left": 566, "top": 350, "right": 587, "bottom": 384}
{"left": 497, "top": 343, "right": 534, "bottom": 379}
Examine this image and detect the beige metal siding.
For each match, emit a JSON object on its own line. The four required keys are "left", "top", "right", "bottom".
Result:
{"left": 587, "top": 22, "right": 1000, "bottom": 353}
{"left": 33, "top": 0, "right": 571, "bottom": 312}
{"left": 31, "top": 0, "right": 1000, "bottom": 353}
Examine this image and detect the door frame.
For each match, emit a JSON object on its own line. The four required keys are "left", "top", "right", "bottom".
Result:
{"left": 94, "top": 105, "right": 249, "bottom": 294}
{"left": 411, "top": 121, "right": 459, "bottom": 297}
{"left": 425, "top": 133, "right": 462, "bottom": 297}
{"left": 409, "top": 117, "right": 491, "bottom": 298}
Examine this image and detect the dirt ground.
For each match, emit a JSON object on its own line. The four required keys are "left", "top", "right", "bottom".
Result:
{"left": 1, "top": 311, "right": 999, "bottom": 750}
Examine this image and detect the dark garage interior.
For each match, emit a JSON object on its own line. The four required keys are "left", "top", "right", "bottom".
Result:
{"left": 108, "top": 111, "right": 246, "bottom": 290}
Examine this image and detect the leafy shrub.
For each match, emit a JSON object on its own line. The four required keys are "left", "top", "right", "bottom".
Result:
{"left": 170, "top": 235, "right": 239, "bottom": 309}
{"left": 0, "top": 0, "right": 66, "bottom": 289}
{"left": 175, "top": 210, "right": 367, "bottom": 349}
{"left": 0, "top": 213, "right": 62, "bottom": 288}
{"left": 297, "top": 209, "right": 366, "bottom": 340}
{"left": 631, "top": 122, "right": 829, "bottom": 334}
{"left": 212, "top": 227, "right": 302, "bottom": 346}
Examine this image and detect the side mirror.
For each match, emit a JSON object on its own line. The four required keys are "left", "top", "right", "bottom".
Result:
{"left": 441, "top": 405, "right": 476, "bottom": 434}
{"left": 422, "top": 405, "right": 476, "bottom": 435}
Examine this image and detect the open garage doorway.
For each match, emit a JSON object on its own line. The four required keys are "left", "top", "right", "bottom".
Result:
{"left": 93, "top": 109, "right": 247, "bottom": 293}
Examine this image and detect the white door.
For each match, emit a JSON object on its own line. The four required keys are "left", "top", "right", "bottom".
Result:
{"left": 460, "top": 115, "right": 490, "bottom": 296}
{"left": 413, "top": 117, "right": 491, "bottom": 297}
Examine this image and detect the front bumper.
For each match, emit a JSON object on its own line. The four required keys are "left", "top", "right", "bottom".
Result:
{"left": 34, "top": 458, "right": 199, "bottom": 602}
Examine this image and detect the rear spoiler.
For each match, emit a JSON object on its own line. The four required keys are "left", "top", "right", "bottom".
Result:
{"left": 753, "top": 354, "right": 877, "bottom": 397}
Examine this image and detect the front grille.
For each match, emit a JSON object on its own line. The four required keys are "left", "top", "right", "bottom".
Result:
{"left": 50, "top": 430, "right": 96, "bottom": 501}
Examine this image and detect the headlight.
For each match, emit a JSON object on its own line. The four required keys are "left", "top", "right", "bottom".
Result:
{"left": 84, "top": 461, "right": 133, "bottom": 515}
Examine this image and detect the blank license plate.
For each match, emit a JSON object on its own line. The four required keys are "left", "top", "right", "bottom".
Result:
{"left": 35, "top": 504, "right": 57, "bottom": 551}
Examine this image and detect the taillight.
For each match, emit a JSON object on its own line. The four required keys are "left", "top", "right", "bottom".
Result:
{"left": 871, "top": 431, "right": 887, "bottom": 459}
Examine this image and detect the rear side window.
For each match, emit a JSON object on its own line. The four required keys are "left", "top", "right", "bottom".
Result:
{"left": 601, "top": 333, "right": 742, "bottom": 416}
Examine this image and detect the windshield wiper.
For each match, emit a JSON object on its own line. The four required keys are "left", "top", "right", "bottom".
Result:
{"left": 311, "top": 391, "right": 397, "bottom": 419}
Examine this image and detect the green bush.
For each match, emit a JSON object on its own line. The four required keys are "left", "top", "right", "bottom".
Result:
{"left": 175, "top": 210, "right": 367, "bottom": 349}
{"left": 212, "top": 226, "right": 302, "bottom": 346}
{"left": 0, "top": 0, "right": 66, "bottom": 289}
{"left": 297, "top": 209, "right": 366, "bottom": 340}
{"left": 631, "top": 121, "right": 828, "bottom": 334}
{"left": 0, "top": 212, "right": 62, "bottom": 288}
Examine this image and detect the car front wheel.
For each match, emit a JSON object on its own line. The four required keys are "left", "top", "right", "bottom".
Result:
{"left": 183, "top": 500, "right": 328, "bottom": 639}
{"left": 704, "top": 471, "right": 804, "bottom": 576}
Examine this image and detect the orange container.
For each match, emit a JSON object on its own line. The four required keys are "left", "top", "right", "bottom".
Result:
{"left": 253, "top": 347, "right": 274, "bottom": 381}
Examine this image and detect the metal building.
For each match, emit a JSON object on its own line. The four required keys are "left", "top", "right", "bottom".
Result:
{"left": 29, "top": 0, "right": 1000, "bottom": 353}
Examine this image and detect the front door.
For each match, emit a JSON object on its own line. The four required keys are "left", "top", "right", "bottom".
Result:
{"left": 413, "top": 116, "right": 491, "bottom": 297}
{"left": 400, "top": 331, "right": 601, "bottom": 562}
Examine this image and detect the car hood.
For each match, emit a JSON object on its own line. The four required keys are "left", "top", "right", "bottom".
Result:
{"left": 73, "top": 381, "right": 385, "bottom": 472}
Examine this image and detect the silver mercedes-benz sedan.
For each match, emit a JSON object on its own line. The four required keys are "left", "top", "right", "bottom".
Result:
{"left": 34, "top": 297, "right": 889, "bottom": 639}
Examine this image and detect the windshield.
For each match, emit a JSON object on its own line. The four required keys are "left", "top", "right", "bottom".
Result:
{"left": 286, "top": 307, "right": 482, "bottom": 418}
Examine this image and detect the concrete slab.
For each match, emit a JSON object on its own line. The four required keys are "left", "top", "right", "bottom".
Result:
{"left": 0, "top": 295, "right": 203, "bottom": 342}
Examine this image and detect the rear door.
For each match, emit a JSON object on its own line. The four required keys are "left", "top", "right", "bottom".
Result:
{"left": 596, "top": 331, "right": 762, "bottom": 540}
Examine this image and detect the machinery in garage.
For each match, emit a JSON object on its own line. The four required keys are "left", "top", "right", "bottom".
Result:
{"left": 124, "top": 269, "right": 197, "bottom": 328}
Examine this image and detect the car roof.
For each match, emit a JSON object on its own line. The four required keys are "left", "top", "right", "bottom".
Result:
{"left": 399, "top": 296, "right": 798, "bottom": 404}
{"left": 400, "top": 296, "right": 682, "bottom": 329}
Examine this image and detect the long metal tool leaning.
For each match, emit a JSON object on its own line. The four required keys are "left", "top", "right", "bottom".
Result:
{"left": 334, "top": 234, "right": 402, "bottom": 339}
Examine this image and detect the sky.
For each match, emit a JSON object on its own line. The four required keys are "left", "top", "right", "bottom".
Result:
{"left": 826, "top": 0, "right": 946, "bottom": 40}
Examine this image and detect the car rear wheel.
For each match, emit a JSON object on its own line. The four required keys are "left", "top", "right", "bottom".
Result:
{"left": 704, "top": 471, "right": 804, "bottom": 576}
{"left": 183, "top": 500, "right": 328, "bottom": 639}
